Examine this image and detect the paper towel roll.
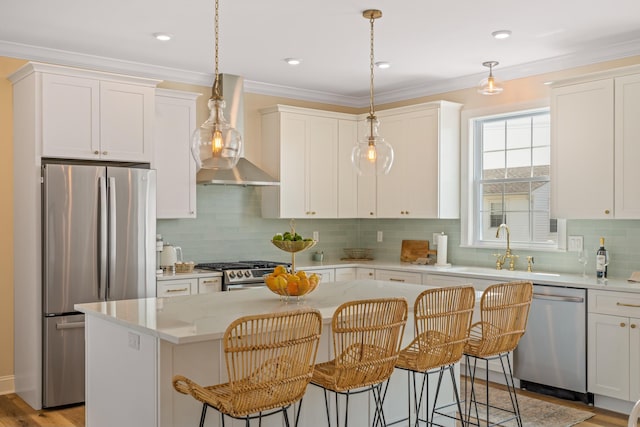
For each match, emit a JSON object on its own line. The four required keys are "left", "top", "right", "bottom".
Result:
{"left": 436, "top": 234, "right": 450, "bottom": 267}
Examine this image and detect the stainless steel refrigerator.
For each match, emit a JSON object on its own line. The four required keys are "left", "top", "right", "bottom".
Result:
{"left": 42, "top": 162, "right": 156, "bottom": 408}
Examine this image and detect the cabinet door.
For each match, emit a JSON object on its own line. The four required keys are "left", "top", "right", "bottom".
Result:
{"left": 157, "top": 279, "right": 196, "bottom": 297}
{"left": 630, "top": 317, "right": 640, "bottom": 402}
{"left": 587, "top": 313, "right": 629, "bottom": 399}
{"left": 615, "top": 73, "right": 640, "bottom": 218}
{"left": 337, "top": 119, "right": 358, "bottom": 218}
{"left": 154, "top": 91, "right": 198, "bottom": 219}
{"left": 334, "top": 267, "right": 356, "bottom": 282}
{"left": 198, "top": 276, "right": 222, "bottom": 293}
{"left": 100, "top": 81, "right": 154, "bottom": 162}
{"left": 279, "top": 114, "right": 308, "bottom": 218}
{"left": 356, "top": 268, "right": 375, "bottom": 280}
{"left": 377, "top": 109, "right": 439, "bottom": 218}
{"left": 307, "top": 116, "right": 338, "bottom": 217}
{"left": 551, "top": 80, "right": 614, "bottom": 219}
{"left": 41, "top": 73, "right": 100, "bottom": 159}
{"left": 308, "top": 268, "right": 335, "bottom": 283}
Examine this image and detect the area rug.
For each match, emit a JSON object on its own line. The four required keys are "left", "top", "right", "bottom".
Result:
{"left": 462, "top": 383, "right": 595, "bottom": 427}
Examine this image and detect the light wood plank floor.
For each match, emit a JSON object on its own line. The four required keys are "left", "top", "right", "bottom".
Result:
{"left": 0, "top": 385, "right": 632, "bottom": 427}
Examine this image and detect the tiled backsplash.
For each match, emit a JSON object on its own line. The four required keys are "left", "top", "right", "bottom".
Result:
{"left": 158, "top": 186, "right": 640, "bottom": 279}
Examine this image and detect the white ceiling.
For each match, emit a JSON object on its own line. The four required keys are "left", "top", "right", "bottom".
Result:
{"left": 2, "top": 0, "right": 640, "bottom": 106}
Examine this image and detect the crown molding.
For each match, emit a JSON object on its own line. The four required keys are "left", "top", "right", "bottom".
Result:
{"left": 2, "top": 37, "right": 640, "bottom": 107}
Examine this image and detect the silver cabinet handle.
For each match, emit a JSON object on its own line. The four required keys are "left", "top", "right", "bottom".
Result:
{"left": 56, "top": 321, "right": 85, "bottom": 330}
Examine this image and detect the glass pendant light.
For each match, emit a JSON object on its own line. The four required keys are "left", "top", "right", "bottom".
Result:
{"left": 478, "top": 61, "right": 504, "bottom": 95}
{"left": 191, "top": 0, "right": 242, "bottom": 170}
{"left": 351, "top": 9, "right": 394, "bottom": 176}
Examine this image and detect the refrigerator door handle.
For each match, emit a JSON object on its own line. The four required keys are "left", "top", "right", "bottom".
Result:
{"left": 99, "top": 176, "right": 108, "bottom": 300}
{"left": 108, "top": 176, "right": 117, "bottom": 300}
{"left": 55, "top": 321, "right": 85, "bottom": 330}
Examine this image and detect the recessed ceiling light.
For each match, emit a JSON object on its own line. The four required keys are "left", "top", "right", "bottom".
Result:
{"left": 492, "top": 30, "right": 512, "bottom": 40}
{"left": 284, "top": 58, "right": 302, "bottom": 65}
{"left": 375, "top": 61, "right": 391, "bottom": 69}
{"left": 153, "top": 32, "right": 173, "bottom": 41}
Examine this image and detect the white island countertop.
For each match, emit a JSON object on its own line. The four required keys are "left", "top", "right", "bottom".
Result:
{"left": 75, "top": 279, "right": 430, "bottom": 345}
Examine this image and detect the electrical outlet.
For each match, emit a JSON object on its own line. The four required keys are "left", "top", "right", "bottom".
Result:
{"left": 432, "top": 233, "right": 440, "bottom": 246}
{"left": 312, "top": 231, "right": 319, "bottom": 242}
{"left": 128, "top": 332, "right": 140, "bottom": 351}
{"left": 377, "top": 231, "right": 383, "bottom": 242}
{"left": 568, "top": 235, "right": 584, "bottom": 252}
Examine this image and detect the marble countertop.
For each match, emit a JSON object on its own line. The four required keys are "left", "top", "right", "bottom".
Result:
{"left": 298, "top": 259, "right": 640, "bottom": 292}
{"left": 156, "top": 270, "right": 222, "bottom": 281}
{"left": 76, "top": 280, "right": 430, "bottom": 345}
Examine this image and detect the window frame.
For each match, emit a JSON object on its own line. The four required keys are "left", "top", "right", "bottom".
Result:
{"left": 460, "top": 101, "right": 566, "bottom": 252}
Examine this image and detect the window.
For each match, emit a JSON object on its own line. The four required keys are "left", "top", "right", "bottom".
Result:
{"left": 467, "top": 108, "right": 559, "bottom": 249}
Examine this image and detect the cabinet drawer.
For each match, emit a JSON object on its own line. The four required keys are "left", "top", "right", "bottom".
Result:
{"left": 199, "top": 276, "right": 222, "bottom": 293}
{"left": 589, "top": 289, "right": 640, "bottom": 317}
{"left": 157, "top": 279, "right": 196, "bottom": 297}
{"left": 335, "top": 267, "right": 356, "bottom": 282}
{"left": 424, "top": 274, "right": 470, "bottom": 287}
{"left": 374, "top": 269, "right": 422, "bottom": 284}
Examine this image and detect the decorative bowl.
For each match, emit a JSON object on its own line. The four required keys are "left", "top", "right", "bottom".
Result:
{"left": 264, "top": 267, "right": 321, "bottom": 299}
{"left": 271, "top": 239, "right": 317, "bottom": 253}
{"left": 343, "top": 248, "right": 373, "bottom": 260}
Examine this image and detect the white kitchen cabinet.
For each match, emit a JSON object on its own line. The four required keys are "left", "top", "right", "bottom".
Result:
{"left": 551, "top": 79, "right": 614, "bottom": 219}
{"left": 334, "top": 267, "right": 357, "bottom": 282}
{"left": 307, "top": 268, "right": 335, "bottom": 283}
{"left": 157, "top": 278, "right": 197, "bottom": 297}
{"left": 356, "top": 267, "right": 375, "bottom": 280}
{"left": 369, "top": 101, "right": 461, "bottom": 219}
{"left": 551, "top": 65, "right": 640, "bottom": 219}
{"left": 34, "top": 63, "right": 157, "bottom": 162}
{"left": 337, "top": 119, "right": 359, "bottom": 218}
{"left": 261, "top": 105, "right": 357, "bottom": 219}
{"left": 374, "top": 269, "right": 422, "bottom": 284}
{"left": 198, "top": 276, "right": 222, "bottom": 293}
{"left": 154, "top": 89, "right": 200, "bottom": 219}
{"left": 614, "top": 73, "right": 640, "bottom": 218}
{"left": 588, "top": 289, "right": 640, "bottom": 402}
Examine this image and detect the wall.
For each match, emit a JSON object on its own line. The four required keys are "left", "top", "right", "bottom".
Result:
{"left": 0, "top": 57, "right": 24, "bottom": 393}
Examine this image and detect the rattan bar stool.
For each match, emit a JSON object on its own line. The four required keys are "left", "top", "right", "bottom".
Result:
{"left": 463, "top": 281, "right": 533, "bottom": 427}
{"left": 393, "top": 285, "right": 476, "bottom": 427}
{"left": 173, "top": 308, "right": 323, "bottom": 427}
{"left": 311, "top": 297, "right": 408, "bottom": 427}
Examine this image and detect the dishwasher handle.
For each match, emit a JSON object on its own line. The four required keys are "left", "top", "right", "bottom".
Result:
{"left": 533, "top": 293, "right": 584, "bottom": 303}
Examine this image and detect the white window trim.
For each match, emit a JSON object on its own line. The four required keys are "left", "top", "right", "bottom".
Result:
{"left": 460, "top": 99, "right": 566, "bottom": 252}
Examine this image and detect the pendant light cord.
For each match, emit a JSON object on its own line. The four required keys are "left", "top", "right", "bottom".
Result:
{"left": 368, "top": 14, "right": 375, "bottom": 119}
{"left": 212, "top": 0, "right": 221, "bottom": 99}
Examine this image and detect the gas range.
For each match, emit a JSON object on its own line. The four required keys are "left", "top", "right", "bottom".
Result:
{"left": 195, "top": 260, "right": 290, "bottom": 290}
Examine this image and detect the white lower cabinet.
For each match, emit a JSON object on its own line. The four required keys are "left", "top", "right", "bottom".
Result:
{"left": 374, "top": 269, "right": 422, "bottom": 284}
{"left": 157, "top": 278, "right": 197, "bottom": 297}
{"left": 308, "top": 268, "right": 335, "bottom": 283}
{"left": 198, "top": 276, "right": 222, "bottom": 293}
{"left": 588, "top": 290, "right": 640, "bottom": 402}
{"left": 335, "top": 267, "right": 356, "bottom": 282}
{"left": 356, "top": 268, "right": 375, "bottom": 280}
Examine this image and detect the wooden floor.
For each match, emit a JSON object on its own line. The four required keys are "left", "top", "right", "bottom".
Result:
{"left": 0, "top": 385, "right": 631, "bottom": 427}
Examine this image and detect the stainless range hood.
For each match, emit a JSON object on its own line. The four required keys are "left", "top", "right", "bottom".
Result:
{"left": 196, "top": 74, "right": 279, "bottom": 186}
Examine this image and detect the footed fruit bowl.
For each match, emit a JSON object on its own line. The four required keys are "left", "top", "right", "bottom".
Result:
{"left": 264, "top": 266, "right": 321, "bottom": 299}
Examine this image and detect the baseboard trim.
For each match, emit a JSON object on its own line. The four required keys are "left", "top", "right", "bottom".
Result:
{"left": 0, "top": 375, "right": 15, "bottom": 395}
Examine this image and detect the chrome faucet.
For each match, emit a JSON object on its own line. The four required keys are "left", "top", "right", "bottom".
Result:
{"left": 494, "top": 223, "right": 519, "bottom": 270}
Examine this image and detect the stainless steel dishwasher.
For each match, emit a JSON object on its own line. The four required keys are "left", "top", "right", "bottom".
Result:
{"left": 513, "top": 284, "right": 593, "bottom": 404}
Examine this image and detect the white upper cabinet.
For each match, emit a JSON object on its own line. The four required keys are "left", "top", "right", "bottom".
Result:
{"left": 551, "top": 65, "right": 640, "bottom": 219}
{"left": 261, "top": 105, "right": 356, "bottom": 219}
{"left": 337, "top": 119, "right": 359, "bottom": 218}
{"left": 551, "top": 79, "right": 614, "bottom": 219}
{"left": 154, "top": 89, "right": 200, "bottom": 219}
{"left": 615, "top": 73, "right": 640, "bottom": 218}
{"left": 27, "top": 63, "right": 158, "bottom": 162}
{"left": 369, "top": 101, "right": 462, "bottom": 219}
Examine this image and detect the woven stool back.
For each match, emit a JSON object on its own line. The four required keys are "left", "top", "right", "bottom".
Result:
{"left": 329, "top": 297, "right": 408, "bottom": 391}
{"left": 400, "top": 285, "right": 476, "bottom": 372}
{"left": 467, "top": 281, "right": 533, "bottom": 358}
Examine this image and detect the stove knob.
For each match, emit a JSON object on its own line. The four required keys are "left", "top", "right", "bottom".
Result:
{"left": 229, "top": 271, "right": 236, "bottom": 279}
{"left": 244, "top": 271, "right": 251, "bottom": 277}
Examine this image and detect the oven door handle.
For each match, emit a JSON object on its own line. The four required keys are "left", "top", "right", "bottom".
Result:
{"left": 227, "top": 283, "right": 265, "bottom": 291}
{"left": 532, "top": 293, "right": 584, "bottom": 303}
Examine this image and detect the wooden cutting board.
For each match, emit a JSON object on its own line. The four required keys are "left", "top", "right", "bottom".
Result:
{"left": 401, "top": 239, "right": 435, "bottom": 262}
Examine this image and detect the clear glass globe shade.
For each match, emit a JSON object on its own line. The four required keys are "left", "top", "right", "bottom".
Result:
{"left": 191, "top": 98, "right": 242, "bottom": 170}
{"left": 351, "top": 116, "right": 393, "bottom": 176}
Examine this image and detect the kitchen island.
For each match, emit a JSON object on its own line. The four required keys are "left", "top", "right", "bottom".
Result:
{"left": 76, "top": 280, "right": 457, "bottom": 427}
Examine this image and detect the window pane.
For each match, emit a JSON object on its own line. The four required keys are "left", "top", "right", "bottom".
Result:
{"left": 532, "top": 146, "right": 550, "bottom": 167}
{"left": 532, "top": 114, "right": 550, "bottom": 147}
{"left": 506, "top": 148, "right": 532, "bottom": 170}
{"left": 483, "top": 151, "right": 505, "bottom": 177}
{"left": 503, "top": 211, "right": 530, "bottom": 243}
{"left": 506, "top": 117, "right": 531, "bottom": 149}
{"left": 483, "top": 121, "right": 505, "bottom": 151}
